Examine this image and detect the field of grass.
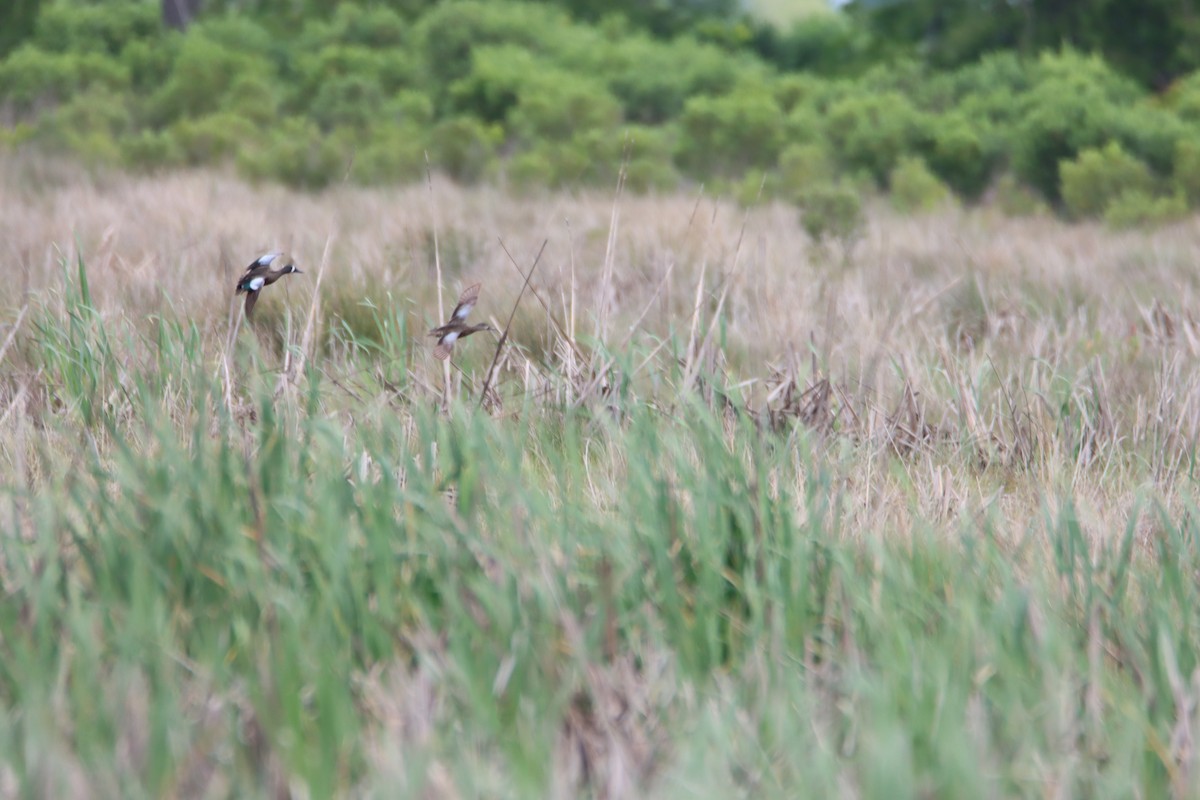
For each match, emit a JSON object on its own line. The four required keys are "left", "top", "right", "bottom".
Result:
{"left": 3, "top": 156, "right": 1200, "bottom": 797}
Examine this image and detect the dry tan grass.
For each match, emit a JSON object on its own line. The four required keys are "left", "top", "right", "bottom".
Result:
{"left": 4, "top": 156, "right": 1200, "bottom": 552}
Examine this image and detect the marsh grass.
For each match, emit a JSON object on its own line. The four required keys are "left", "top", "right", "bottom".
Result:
{"left": 3, "top": 160, "right": 1200, "bottom": 796}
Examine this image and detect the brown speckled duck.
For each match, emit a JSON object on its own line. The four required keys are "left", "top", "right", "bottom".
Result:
{"left": 429, "top": 282, "right": 494, "bottom": 360}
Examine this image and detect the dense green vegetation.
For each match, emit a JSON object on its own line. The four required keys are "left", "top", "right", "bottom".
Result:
{"left": 2, "top": 0, "right": 1199, "bottom": 227}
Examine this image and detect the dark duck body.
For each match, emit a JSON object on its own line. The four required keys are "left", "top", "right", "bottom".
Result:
{"left": 235, "top": 252, "right": 302, "bottom": 317}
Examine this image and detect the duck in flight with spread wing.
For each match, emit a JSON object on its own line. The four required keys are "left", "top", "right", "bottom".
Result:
{"left": 428, "top": 282, "right": 494, "bottom": 360}
{"left": 235, "top": 252, "right": 302, "bottom": 318}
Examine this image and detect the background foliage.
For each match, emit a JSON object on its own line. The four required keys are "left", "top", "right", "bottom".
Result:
{"left": 2, "top": 0, "right": 1199, "bottom": 226}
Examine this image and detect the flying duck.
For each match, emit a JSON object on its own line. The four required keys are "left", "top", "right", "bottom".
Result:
{"left": 429, "top": 282, "right": 494, "bottom": 360}
{"left": 235, "top": 252, "right": 302, "bottom": 318}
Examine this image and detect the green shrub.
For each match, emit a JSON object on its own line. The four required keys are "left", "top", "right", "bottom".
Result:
{"left": 120, "top": 129, "right": 184, "bottom": 171}
{"left": 0, "top": 45, "right": 77, "bottom": 113}
{"left": 0, "top": 46, "right": 130, "bottom": 117}
{"left": 603, "top": 35, "right": 747, "bottom": 124}
{"left": 508, "top": 132, "right": 619, "bottom": 190}
{"left": 778, "top": 142, "right": 836, "bottom": 199}
{"left": 237, "top": 117, "right": 347, "bottom": 190}
{"left": 734, "top": 169, "right": 777, "bottom": 206}
{"left": 675, "top": 89, "right": 784, "bottom": 177}
{"left": 447, "top": 44, "right": 539, "bottom": 125}
{"left": 889, "top": 156, "right": 952, "bottom": 212}
{"left": 119, "top": 36, "right": 178, "bottom": 94}
{"left": 1173, "top": 138, "right": 1200, "bottom": 206}
{"left": 35, "top": 87, "right": 131, "bottom": 166}
{"left": 1059, "top": 142, "right": 1156, "bottom": 219}
{"left": 297, "top": 45, "right": 416, "bottom": 105}
{"left": 415, "top": 1, "right": 572, "bottom": 91}
{"left": 169, "top": 112, "right": 257, "bottom": 166}
{"left": 310, "top": 3, "right": 410, "bottom": 49}
{"left": 991, "top": 173, "right": 1048, "bottom": 217}
{"left": 33, "top": 1, "right": 159, "bottom": 56}
{"left": 509, "top": 70, "right": 622, "bottom": 143}
{"left": 149, "top": 32, "right": 275, "bottom": 125}
{"left": 1103, "top": 190, "right": 1187, "bottom": 229}
{"left": 1011, "top": 51, "right": 1140, "bottom": 202}
{"left": 620, "top": 124, "right": 679, "bottom": 192}
{"left": 1108, "top": 104, "right": 1190, "bottom": 177}
{"left": 783, "top": 103, "right": 825, "bottom": 145}
{"left": 925, "top": 113, "right": 996, "bottom": 199}
{"left": 348, "top": 123, "right": 426, "bottom": 185}
{"left": 380, "top": 90, "right": 435, "bottom": 128}
{"left": 772, "top": 73, "right": 837, "bottom": 115}
{"left": 1164, "top": 71, "right": 1200, "bottom": 122}
{"left": 0, "top": 123, "right": 36, "bottom": 149}
{"left": 427, "top": 116, "right": 502, "bottom": 183}
{"left": 796, "top": 182, "right": 865, "bottom": 248}
{"left": 824, "top": 90, "right": 926, "bottom": 187}
{"left": 310, "top": 74, "right": 386, "bottom": 131}
{"left": 767, "top": 13, "right": 871, "bottom": 75}
{"left": 222, "top": 74, "right": 282, "bottom": 127}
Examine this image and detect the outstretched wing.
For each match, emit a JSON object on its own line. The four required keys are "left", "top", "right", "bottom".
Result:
{"left": 240, "top": 252, "right": 281, "bottom": 279}
{"left": 447, "top": 283, "right": 481, "bottom": 323}
{"left": 433, "top": 329, "right": 462, "bottom": 360}
{"left": 244, "top": 290, "right": 259, "bottom": 318}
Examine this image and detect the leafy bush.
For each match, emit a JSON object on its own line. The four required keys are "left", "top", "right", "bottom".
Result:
{"left": 760, "top": 13, "right": 871, "bottom": 75}
{"left": 991, "top": 173, "right": 1048, "bottom": 217}
{"left": 120, "top": 36, "right": 178, "bottom": 94}
{"left": 35, "top": 87, "right": 131, "bottom": 166}
{"left": 1106, "top": 103, "right": 1189, "bottom": 179}
{"left": 675, "top": 89, "right": 784, "bottom": 177}
{"left": 348, "top": 123, "right": 426, "bottom": 185}
{"left": 924, "top": 113, "right": 997, "bottom": 199}
{"left": 772, "top": 73, "right": 838, "bottom": 115}
{"left": 1103, "top": 190, "right": 1187, "bottom": 229}
{"left": 1173, "top": 138, "right": 1200, "bottom": 206}
{"left": 778, "top": 142, "right": 836, "bottom": 199}
{"left": 603, "top": 35, "right": 749, "bottom": 124}
{"left": 428, "top": 116, "right": 502, "bottom": 183}
{"left": 1164, "top": 71, "right": 1200, "bottom": 122}
{"left": 297, "top": 45, "right": 416, "bottom": 105}
{"left": 237, "top": 117, "right": 347, "bottom": 190}
{"left": 447, "top": 45, "right": 539, "bottom": 125}
{"left": 1011, "top": 51, "right": 1141, "bottom": 201}
{"left": 889, "top": 156, "right": 952, "bottom": 212}
{"left": 33, "top": 1, "right": 159, "bottom": 56}
{"left": 509, "top": 70, "right": 622, "bottom": 144}
{"left": 1059, "top": 142, "right": 1156, "bottom": 219}
{"left": 169, "top": 112, "right": 257, "bottom": 166}
{"left": 415, "top": 1, "right": 572, "bottom": 91}
{"left": 310, "top": 74, "right": 387, "bottom": 131}
{"left": 824, "top": 90, "right": 927, "bottom": 187}
{"left": 149, "top": 31, "right": 275, "bottom": 125}
{"left": 508, "top": 130, "right": 626, "bottom": 189}
{"left": 0, "top": 46, "right": 130, "bottom": 117}
{"left": 620, "top": 124, "right": 680, "bottom": 192}
{"left": 302, "top": 3, "right": 410, "bottom": 50}
{"left": 120, "top": 129, "right": 183, "bottom": 171}
{"left": 2, "top": 0, "right": 1198, "bottom": 209}
{"left": 796, "top": 182, "right": 865, "bottom": 248}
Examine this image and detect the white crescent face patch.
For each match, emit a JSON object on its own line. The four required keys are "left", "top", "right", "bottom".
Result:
{"left": 247, "top": 276, "right": 266, "bottom": 291}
